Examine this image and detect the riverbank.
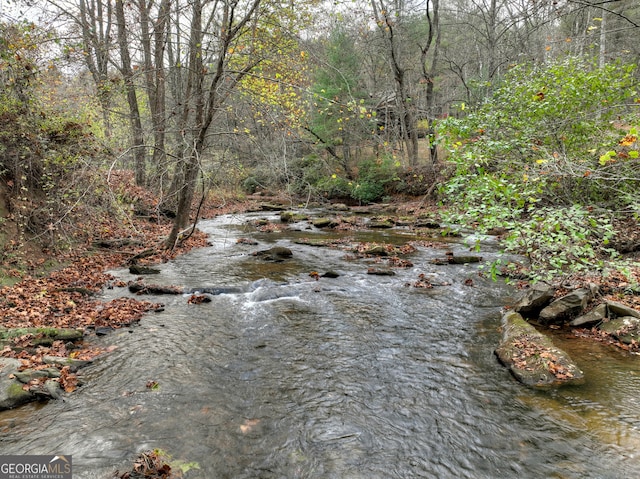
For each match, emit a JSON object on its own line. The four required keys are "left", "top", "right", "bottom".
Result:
{"left": 0, "top": 174, "right": 259, "bottom": 408}
{"left": 1, "top": 187, "right": 639, "bottom": 407}
{"left": 1, "top": 185, "right": 639, "bottom": 477}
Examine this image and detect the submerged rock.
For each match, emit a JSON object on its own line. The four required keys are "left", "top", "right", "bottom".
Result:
{"left": 495, "top": 311, "right": 584, "bottom": 388}
{"left": 366, "top": 267, "right": 395, "bottom": 276}
{"left": 321, "top": 271, "right": 340, "bottom": 278}
{"left": 254, "top": 246, "right": 293, "bottom": 261}
{"left": 446, "top": 254, "right": 482, "bottom": 264}
{"left": 430, "top": 250, "right": 482, "bottom": 265}
{"left": 129, "top": 264, "right": 161, "bottom": 275}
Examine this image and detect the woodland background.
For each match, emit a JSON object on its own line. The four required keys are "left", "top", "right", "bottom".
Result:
{"left": 0, "top": 0, "right": 639, "bottom": 284}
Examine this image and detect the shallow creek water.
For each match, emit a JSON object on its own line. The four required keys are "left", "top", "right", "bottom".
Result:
{"left": 1, "top": 211, "right": 640, "bottom": 478}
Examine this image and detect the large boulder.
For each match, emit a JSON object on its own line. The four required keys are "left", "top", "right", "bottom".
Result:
{"left": 495, "top": 311, "right": 584, "bottom": 388}
{"left": 538, "top": 286, "right": 597, "bottom": 324}
{"left": 512, "top": 282, "right": 556, "bottom": 315}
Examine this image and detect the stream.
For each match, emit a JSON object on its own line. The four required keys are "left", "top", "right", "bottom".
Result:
{"left": 1, "top": 210, "right": 640, "bottom": 478}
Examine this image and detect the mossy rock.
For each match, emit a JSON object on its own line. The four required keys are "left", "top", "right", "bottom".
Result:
{"left": 0, "top": 327, "right": 83, "bottom": 346}
{"left": 280, "top": 211, "right": 308, "bottom": 223}
{"left": 369, "top": 219, "right": 395, "bottom": 229}
{"left": 312, "top": 217, "right": 336, "bottom": 228}
{"left": 495, "top": 311, "right": 584, "bottom": 388}
{"left": 0, "top": 358, "right": 35, "bottom": 410}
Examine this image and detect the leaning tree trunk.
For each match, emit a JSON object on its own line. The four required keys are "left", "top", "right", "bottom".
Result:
{"left": 165, "top": 153, "right": 199, "bottom": 248}
{"left": 164, "top": 0, "right": 262, "bottom": 249}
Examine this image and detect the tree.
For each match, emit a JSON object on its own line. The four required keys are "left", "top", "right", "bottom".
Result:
{"left": 138, "top": 0, "right": 171, "bottom": 183}
{"left": 164, "top": 0, "right": 265, "bottom": 248}
{"left": 370, "top": 0, "right": 420, "bottom": 166}
{"left": 417, "top": 0, "right": 441, "bottom": 163}
{"left": 76, "top": 0, "right": 115, "bottom": 136}
{"left": 309, "top": 25, "right": 369, "bottom": 173}
{"left": 114, "top": 0, "right": 146, "bottom": 186}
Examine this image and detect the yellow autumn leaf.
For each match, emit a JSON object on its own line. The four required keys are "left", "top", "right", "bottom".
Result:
{"left": 619, "top": 135, "right": 637, "bottom": 146}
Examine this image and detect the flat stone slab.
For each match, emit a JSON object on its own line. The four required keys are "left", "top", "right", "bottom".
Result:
{"left": 598, "top": 316, "right": 640, "bottom": 344}
{"left": 495, "top": 311, "right": 584, "bottom": 388}
{"left": 606, "top": 301, "right": 640, "bottom": 319}
{"left": 570, "top": 303, "right": 607, "bottom": 327}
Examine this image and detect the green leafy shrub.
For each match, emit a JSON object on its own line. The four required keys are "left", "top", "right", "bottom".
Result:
{"left": 438, "top": 57, "right": 638, "bottom": 209}
{"left": 316, "top": 174, "right": 352, "bottom": 199}
{"left": 437, "top": 57, "right": 639, "bottom": 281}
{"left": 241, "top": 176, "right": 262, "bottom": 194}
{"left": 349, "top": 157, "right": 400, "bottom": 203}
{"left": 499, "top": 205, "right": 618, "bottom": 282}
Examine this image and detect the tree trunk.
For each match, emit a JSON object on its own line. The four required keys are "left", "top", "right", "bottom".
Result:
{"left": 78, "top": 0, "right": 114, "bottom": 138}
{"left": 165, "top": 0, "right": 263, "bottom": 248}
{"left": 138, "top": 0, "right": 170, "bottom": 181}
{"left": 372, "top": 0, "right": 419, "bottom": 166}
{"left": 115, "top": 0, "right": 146, "bottom": 186}
{"left": 420, "top": 0, "right": 441, "bottom": 165}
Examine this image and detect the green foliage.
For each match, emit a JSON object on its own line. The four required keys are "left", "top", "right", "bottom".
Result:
{"left": 309, "top": 26, "right": 375, "bottom": 152}
{"left": 313, "top": 157, "right": 400, "bottom": 203}
{"left": 317, "top": 174, "right": 352, "bottom": 199}
{"left": 438, "top": 168, "right": 542, "bottom": 230}
{"left": 350, "top": 157, "right": 399, "bottom": 203}
{"left": 437, "top": 57, "right": 639, "bottom": 280}
{"left": 438, "top": 58, "right": 638, "bottom": 208}
{"left": 0, "top": 21, "right": 112, "bottom": 249}
{"left": 241, "top": 176, "right": 262, "bottom": 194}
{"left": 495, "top": 205, "right": 618, "bottom": 282}
{"left": 0, "top": 22, "right": 40, "bottom": 108}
